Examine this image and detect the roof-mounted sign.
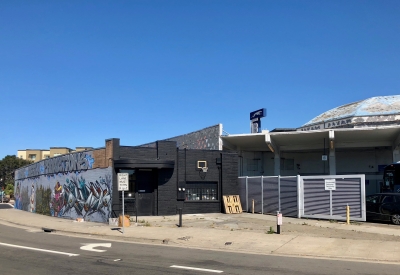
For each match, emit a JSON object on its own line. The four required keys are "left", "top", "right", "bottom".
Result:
{"left": 250, "top": 108, "right": 266, "bottom": 133}
{"left": 250, "top": 108, "right": 266, "bottom": 120}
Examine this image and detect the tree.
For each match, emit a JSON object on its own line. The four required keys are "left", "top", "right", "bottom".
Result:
{"left": 4, "top": 183, "right": 14, "bottom": 197}
{"left": 0, "top": 155, "right": 33, "bottom": 195}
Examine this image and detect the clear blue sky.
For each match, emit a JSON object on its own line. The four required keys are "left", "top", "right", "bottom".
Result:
{"left": 1, "top": 1, "right": 399, "bottom": 157}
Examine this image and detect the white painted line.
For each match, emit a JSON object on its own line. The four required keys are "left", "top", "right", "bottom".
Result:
{"left": 170, "top": 265, "right": 223, "bottom": 273}
{"left": 80, "top": 243, "right": 112, "bottom": 252}
{"left": 0, "top": 242, "right": 79, "bottom": 257}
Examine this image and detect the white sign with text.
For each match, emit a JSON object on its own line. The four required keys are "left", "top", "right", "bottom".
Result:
{"left": 325, "top": 179, "right": 336, "bottom": 191}
{"left": 118, "top": 173, "right": 129, "bottom": 191}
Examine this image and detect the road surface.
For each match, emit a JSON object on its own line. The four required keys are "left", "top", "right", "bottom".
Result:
{"left": 0, "top": 222, "right": 397, "bottom": 275}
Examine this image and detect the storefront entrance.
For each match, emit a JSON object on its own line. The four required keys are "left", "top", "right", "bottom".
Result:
{"left": 116, "top": 168, "right": 158, "bottom": 216}
{"left": 136, "top": 169, "right": 157, "bottom": 216}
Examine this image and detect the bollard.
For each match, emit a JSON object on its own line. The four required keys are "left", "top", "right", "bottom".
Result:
{"left": 252, "top": 199, "right": 255, "bottom": 214}
{"left": 346, "top": 204, "right": 350, "bottom": 225}
{"left": 276, "top": 211, "right": 282, "bottom": 234}
{"left": 178, "top": 208, "right": 182, "bottom": 227}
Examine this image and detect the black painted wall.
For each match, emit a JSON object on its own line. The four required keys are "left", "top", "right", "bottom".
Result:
{"left": 113, "top": 140, "right": 238, "bottom": 216}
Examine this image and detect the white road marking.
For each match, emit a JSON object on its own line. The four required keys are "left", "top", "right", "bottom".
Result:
{"left": 80, "top": 243, "right": 112, "bottom": 252}
{"left": 170, "top": 265, "right": 223, "bottom": 273}
{"left": 0, "top": 242, "right": 79, "bottom": 257}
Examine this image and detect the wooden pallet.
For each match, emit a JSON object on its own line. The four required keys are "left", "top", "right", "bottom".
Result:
{"left": 223, "top": 195, "right": 243, "bottom": 214}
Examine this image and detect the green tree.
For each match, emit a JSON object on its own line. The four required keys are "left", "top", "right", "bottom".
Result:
{"left": 0, "top": 155, "right": 32, "bottom": 195}
{"left": 4, "top": 183, "right": 14, "bottom": 196}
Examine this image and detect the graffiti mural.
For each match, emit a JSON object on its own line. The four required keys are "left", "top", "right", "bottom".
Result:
{"left": 14, "top": 167, "right": 112, "bottom": 223}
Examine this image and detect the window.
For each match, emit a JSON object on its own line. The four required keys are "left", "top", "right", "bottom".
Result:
{"left": 382, "top": 195, "right": 395, "bottom": 203}
{"left": 280, "top": 158, "right": 294, "bottom": 170}
{"left": 366, "top": 195, "right": 379, "bottom": 204}
{"left": 185, "top": 182, "right": 218, "bottom": 201}
{"left": 28, "top": 154, "right": 36, "bottom": 160}
{"left": 247, "top": 159, "right": 259, "bottom": 171}
{"left": 54, "top": 153, "right": 62, "bottom": 157}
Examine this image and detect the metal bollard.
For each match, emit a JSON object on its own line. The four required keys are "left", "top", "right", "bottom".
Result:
{"left": 276, "top": 211, "right": 282, "bottom": 234}
{"left": 178, "top": 208, "right": 182, "bottom": 227}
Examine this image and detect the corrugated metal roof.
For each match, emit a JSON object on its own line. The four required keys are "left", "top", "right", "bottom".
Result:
{"left": 303, "top": 95, "right": 400, "bottom": 126}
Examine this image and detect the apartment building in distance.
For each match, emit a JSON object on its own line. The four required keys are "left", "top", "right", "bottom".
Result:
{"left": 17, "top": 147, "right": 93, "bottom": 162}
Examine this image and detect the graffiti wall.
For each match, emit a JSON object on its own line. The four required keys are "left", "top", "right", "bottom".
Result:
{"left": 14, "top": 152, "right": 113, "bottom": 223}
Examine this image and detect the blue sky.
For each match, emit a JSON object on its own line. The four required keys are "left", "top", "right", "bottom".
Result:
{"left": 1, "top": 1, "right": 400, "bottom": 157}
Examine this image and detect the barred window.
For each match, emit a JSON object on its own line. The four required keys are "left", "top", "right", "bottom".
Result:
{"left": 185, "top": 182, "right": 218, "bottom": 201}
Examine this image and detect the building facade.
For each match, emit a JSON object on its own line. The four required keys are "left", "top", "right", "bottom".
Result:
{"left": 14, "top": 135, "right": 238, "bottom": 222}
{"left": 222, "top": 96, "right": 400, "bottom": 195}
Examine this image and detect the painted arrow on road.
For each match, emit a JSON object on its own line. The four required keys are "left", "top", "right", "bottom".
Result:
{"left": 80, "top": 243, "right": 112, "bottom": 252}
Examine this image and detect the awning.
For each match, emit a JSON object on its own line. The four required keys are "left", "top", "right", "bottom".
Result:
{"left": 114, "top": 159, "right": 174, "bottom": 169}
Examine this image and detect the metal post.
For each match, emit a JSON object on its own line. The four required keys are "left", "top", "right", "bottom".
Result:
{"left": 122, "top": 190, "right": 125, "bottom": 233}
{"left": 329, "top": 190, "right": 333, "bottom": 217}
{"left": 178, "top": 208, "right": 182, "bottom": 227}
{"left": 297, "top": 175, "right": 301, "bottom": 219}
{"left": 277, "top": 211, "right": 281, "bottom": 234}
{"left": 278, "top": 175, "right": 281, "bottom": 212}
{"left": 261, "top": 176, "right": 264, "bottom": 215}
{"left": 245, "top": 176, "right": 248, "bottom": 212}
{"left": 135, "top": 192, "right": 138, "bottom": 223}
{"left": 346, "top": 204, "right": 350, "bottom": 225}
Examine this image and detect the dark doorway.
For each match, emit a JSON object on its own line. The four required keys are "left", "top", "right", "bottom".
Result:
{"left": 136, "top": 169, "right": 158, "bottom": 215}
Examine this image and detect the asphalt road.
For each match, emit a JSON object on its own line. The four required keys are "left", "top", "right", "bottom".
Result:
{"left": 0, "top": 222, "right": 398, "bottom": 275}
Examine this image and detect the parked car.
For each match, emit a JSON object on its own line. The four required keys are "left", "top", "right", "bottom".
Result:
{"left": 0, "top": 196, "right": 9, "bottom": 203}
{"left": 366, "top": 193, "right": 400, "bottom": 225}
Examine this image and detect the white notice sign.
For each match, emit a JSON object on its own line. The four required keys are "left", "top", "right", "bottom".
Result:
{"left": 118, "top": 173, "right": 129, "bottom": 191}
{"left": 325, "top": 179, "right": 336, "bottom": 191}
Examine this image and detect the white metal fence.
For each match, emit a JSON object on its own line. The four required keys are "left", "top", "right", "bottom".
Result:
{"left": 238, "top": 174, "right": 366, "bottom": 221}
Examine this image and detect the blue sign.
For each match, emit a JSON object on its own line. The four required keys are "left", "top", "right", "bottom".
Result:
{"left": 250, "top": 108, "right": 266, "bottom": 120}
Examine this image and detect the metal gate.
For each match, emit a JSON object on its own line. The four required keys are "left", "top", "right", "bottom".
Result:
{"left": 239, "top": 176, "right": 299, "bottom": 218}
{"left": 300, "top": 175, "right": 366, "bottom": 221}
{"left": 238, "top": 174, "right": 366, "bottom": 221}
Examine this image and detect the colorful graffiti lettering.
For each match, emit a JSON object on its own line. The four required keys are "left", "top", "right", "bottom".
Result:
{"left": 60, "top": 174, "right": 112, "bottom": 220}
{"left": 15, "top": 168, "right": 112, "bottom": 223}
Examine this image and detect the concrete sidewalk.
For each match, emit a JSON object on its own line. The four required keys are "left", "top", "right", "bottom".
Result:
{"left": 0, "top": 206, "right": 399, "bottom": 264}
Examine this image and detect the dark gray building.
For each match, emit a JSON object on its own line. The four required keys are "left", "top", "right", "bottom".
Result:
{"left": 14, "top": 129, "right": 238, "bottom": 222}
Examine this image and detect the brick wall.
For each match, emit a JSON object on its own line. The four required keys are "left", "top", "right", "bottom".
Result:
{"left": 92, "top": 148, "right": 106, "bottom": 169}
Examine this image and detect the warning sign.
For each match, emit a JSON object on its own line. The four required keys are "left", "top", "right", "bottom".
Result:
{"left": 118, "top": 173, "right": 129, "bottom": 191}
{"left": 325, "top": 179, "right": 336, "bottom": 191}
